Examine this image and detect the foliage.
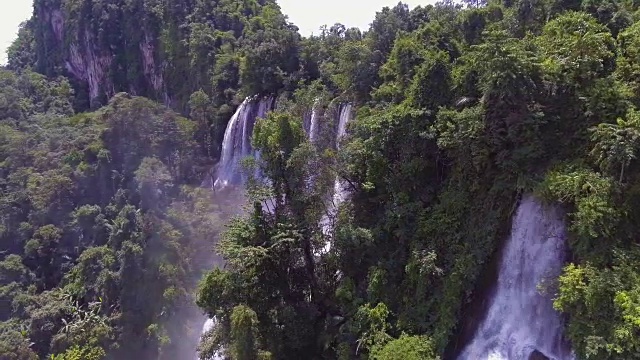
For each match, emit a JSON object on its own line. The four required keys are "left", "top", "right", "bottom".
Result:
{"left": 554, "top": 251, "right": 640, "bottom": 359}
{"left": 0, "top": 69, "right": 226, "bottom": 359}
{"left": 537, "top": 11, "right": 616, "bottom": 85}
{"left": 371, "top": 334, "right": 440, "bottom": 360}
{"left": 21, "top": 0, "right": 303, "bottom": 147}
{"left": 589, "top": 109, "right": 640, "bottom": 183}
{"left": 51, "top": 345, "right": 106, "bottom": 360}
{"left": 194, "top": 2, "right": 640, "bottom": 360}
{"left": 8, "top": 0, "right": 640, "bottom": 359}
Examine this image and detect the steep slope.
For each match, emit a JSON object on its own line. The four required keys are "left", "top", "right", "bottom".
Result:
{"left": 26, "top": 0, "right": 300, "bottom": 115}
{"left": 4, "top": 1, "right": 640, "bottom": 360}
{"left": 0, "top": 71, "right": 230, "bottom": 359}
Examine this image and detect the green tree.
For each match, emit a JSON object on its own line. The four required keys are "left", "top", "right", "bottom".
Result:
{"left": 537, "top": 11, "right": 615, "bottom": 86}
{"left": 371, "top": 334, "right": 439, "bottom": 360}
{"left": 590, "top": 109, "right": 640, "bottom": 183}
{"left": 229, "top": 305, "right": 269, "bottom": 360}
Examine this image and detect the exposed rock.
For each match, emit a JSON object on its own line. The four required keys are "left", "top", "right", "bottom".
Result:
{"left": 65, "top": 29, "right": 114, "bottom": 107}
{"left": 50, "top": 9, "right": 64, "bottom": 42}
{"left": 140, "top": 32, "right": 164, "bottom": 94}
{"left": 35, "top": 1, "right": 167, "bottom": 108}
{"left": 529, "top": 350, "right": 550, "bottom": 360}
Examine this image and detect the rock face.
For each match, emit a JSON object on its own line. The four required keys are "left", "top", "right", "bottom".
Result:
{"left": 28, "top": 0, "right": 300, "bottom": 116}
{"left": 529, "top": 350, "right": 550, "bottom": 360}
{"left": 33, "top": 0, "right": 165, "bottom": 109}
{"left": 65, "top": 30, "right": 115, "bottom": 106}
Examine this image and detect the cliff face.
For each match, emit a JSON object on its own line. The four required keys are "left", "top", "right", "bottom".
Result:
{"left": 29, "top": 0, "right": 298, "bottom": 112}
{"left": 33, "top": 0, "right": 166, "bottom": 109}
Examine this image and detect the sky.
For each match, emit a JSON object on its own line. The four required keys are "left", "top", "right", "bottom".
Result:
{"left": 0, "top": 1, "right": 435, "bottom": 64}
{"left": 0, "top": 2, "right": 33, "bottom": 64}
{"left": 278, "top": 0, "right": 436, "bottom": 36}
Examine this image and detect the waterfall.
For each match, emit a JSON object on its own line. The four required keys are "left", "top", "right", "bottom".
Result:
{"left": 318, "top": 103, "right": 353, "bottom": 252}
{"left": 196, "top": 97, "right": 273, "bottom": 360}
{"left": 331, "top": 103, "right": 352, "bottom": 205}
{"left": 458, "top": 195, "right": 574, "bottom": 360}
{"left": 302, "top": 98, "right": 321, "bottom": 143}
{"left": 195, "top": 319, "right": 221, "bottom": 360}
{"left": 309, "top": 99, "right": 321, "bottom": 143}
{"left": 210, "top": 96, "right": 273, "bottom": 190}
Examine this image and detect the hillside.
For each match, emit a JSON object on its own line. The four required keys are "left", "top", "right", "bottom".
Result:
{"left": 2, "top": 0, "right": 640, "bottom": 359}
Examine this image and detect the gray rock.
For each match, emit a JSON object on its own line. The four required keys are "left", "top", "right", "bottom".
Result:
{"left": 529, "top": 350, "right": 550, "bottom": 360}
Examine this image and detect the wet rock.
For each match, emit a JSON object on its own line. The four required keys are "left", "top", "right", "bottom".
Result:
{"left": 529, "top": 350, "right": 550, "bottom": 360}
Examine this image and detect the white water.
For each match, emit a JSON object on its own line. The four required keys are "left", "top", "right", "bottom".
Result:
{"left": 208, "top": 97, "right": 273, "bottom": 190}
{"left": 309, "top": 99, "right": 321, "bottom": 143}
{"left": 458, "top": 195, "right": 574, "bottom": 360}
{"left": 319, "top": 104, "right": 353, "bottom": 252}
{"left": 196, "top": 100, "right": 352, "bottom": 356}
{"left": 195, "top": 319, "right": 222, "bottom": 360}
{"left": 331, "top": 104, "right": 352, "bottom": 205}
{"left": 196, "top": 97, "right": 273, "bottom": 360}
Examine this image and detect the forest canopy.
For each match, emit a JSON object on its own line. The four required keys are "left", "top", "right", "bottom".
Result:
{"left": 3, "top": 0, "right": 640, "bottom": 359}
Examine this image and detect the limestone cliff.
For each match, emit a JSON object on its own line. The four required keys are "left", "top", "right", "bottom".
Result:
{"left": 28, "top": 0, "right": 297, "bottom": 112}
{"left": 33, "top": 0, "right": 167, "bottom": 109}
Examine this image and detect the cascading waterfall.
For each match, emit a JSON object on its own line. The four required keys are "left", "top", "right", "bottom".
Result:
{"left": 209, "top": 96, "right": 273, "bottom": 190}
{"left": 302, "top": 98, "right": 322, "bottom": 144}
{"left": 196, "top": 99, "right": 351, "bottom": 356}
{"left": 196, "top": 319, "right": 219, "bottom": 360}
{"left": 309, "top": 99, "right": 321, "bottom": 143}
{"left": 331, "top": 103, "right": 352, "bottom": 206}
{"left": 318, "top": 103, "right": 353, "bottom": 252}
{"left": 196, "top": 97, "right": 273, "bottom": 360}
{"left": 458, "top": 195, "right": 574, "bottom": 360}
{"left": 302, "top": 99, "right": 322, "bottom": 208}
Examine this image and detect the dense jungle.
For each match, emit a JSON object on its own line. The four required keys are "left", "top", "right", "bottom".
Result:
{"left": 2, "top": 0, "right": 640, "bottom": 359}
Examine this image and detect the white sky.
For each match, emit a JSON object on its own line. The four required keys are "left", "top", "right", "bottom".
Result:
{"left": 0, "top": 2, "right": 33, "bottom": 64}
{"left": 0, "top": 1, "right": 436, "bottom": 65}
{"left": 278, "top": 0, "right": 436, "bottom": 36}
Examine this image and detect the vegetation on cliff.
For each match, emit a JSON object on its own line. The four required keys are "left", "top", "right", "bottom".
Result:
{"left": 0, "top": 71, "right": 234, "bottom": 359}
{"left": 3, "top": 0, "right": 640, "bottom": 359}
